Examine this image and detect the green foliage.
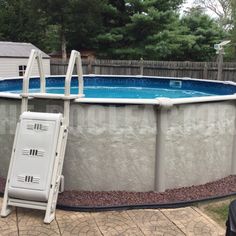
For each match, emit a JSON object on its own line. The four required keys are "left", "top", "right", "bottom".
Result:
{"left": 180, "top": 7, "right": 226, "bottom": 61}
{"left": 97, "top": 0, "right": 186, "bottom": 59}
{"left": 0, "top": 0, "right": 47, "bottom": 49}
{"left": 229, "top": 0, "right": 236, "bottom": 60}
{"left": 0, "top": 0, "right": 231, "bottom": 61}
{"left": 44, "top": 25, "right": 61, "bottom": 52}
{"left": 97, "top": 3, "right": 225, "bottom": 61}
{"left": 66, "top": 0, "right": 108, "bottom": 50}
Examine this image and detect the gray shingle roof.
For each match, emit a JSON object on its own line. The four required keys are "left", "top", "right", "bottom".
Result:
{"left": 0, "top": 41, "right": 50, "bottom": 58}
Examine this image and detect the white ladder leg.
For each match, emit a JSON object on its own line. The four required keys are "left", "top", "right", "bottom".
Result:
{"left": 44, "top": 126, "right": 68, "bottom": 223}
{"left": 1, "top": 191, "right": 13, "bottom": 217}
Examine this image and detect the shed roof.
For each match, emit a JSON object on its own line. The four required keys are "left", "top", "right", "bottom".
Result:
{"left": 0, "top": 41, "right": 50, "bottom": 59}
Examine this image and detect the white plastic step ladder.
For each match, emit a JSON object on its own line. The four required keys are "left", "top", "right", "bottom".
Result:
{"left": 1, "top": 49, "right": 84, "bottom": 223}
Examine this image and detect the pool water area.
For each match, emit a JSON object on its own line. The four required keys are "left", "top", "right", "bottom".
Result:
{"left": 2, "top": 76, "right": 236, "bottom": 99}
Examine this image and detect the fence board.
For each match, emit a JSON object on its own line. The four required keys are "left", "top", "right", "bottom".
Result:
{"left": 50, "top": 59, "right": 236, "bottom": 82}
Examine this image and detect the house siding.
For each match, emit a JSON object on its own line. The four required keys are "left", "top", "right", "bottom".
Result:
{"left": 0, "top": 58, "right": 50, "bottom": 78}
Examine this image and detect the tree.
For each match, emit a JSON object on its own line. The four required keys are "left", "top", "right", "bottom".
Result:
{"left": 97, "top": 0, "right": 225, "bottom": 61}
{"left": 97, "top": 0, "right": 185, "bottom": 59}
{"left": 180, "top": 7, "right": 226, "bottom": 61}
{"left": 193, "top": 0, "right": 233, "bottom": 30}
{"left": 95, "top": 0, "right": 129, "bottom": 57}
{"left": 0, "top": 0, "right": 47, "bottom": 49}
{"left": 193, "top": 0, "right": 236, "bottom": 61}
{"left": 0, "top": 0, "right": 229, "bottom": 61}
{"left": 32, "top": 0, "right": 73, "bottom": 60}
{"left": 229, "top": 0, "right": 236, "bottom": 59}
{"left": 33, "top": 0, "right": 109, "bottom": 59}
{"left": 66, "top": 0, "right": 109, "bottom": 51}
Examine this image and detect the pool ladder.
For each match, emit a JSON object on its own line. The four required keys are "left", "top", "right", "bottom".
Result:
{"left": 1, "top": 49, "right": 84, "bottom": 223}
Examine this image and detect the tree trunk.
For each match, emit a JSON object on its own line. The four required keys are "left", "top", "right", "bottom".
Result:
{"left": 61, "top": 27, "right": 67, "bottom": 61}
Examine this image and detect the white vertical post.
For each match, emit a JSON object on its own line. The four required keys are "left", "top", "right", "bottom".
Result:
{"left": 155, "top": 108, "right": 168, "bottom": 192}
{"left": 231, "top": 106, "right": 236, "bottom": 175}
{"left": 37, "top": 53, "right": 46, "bottom": 93}
{"left": 154, "top": 99, "right": 173, "bottom": 192}
{"left": 76, "top": 53, "right": 84, "bottom": 95}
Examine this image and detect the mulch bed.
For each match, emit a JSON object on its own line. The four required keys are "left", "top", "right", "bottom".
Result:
{"left": 1, "top": 175, "right": 236, "bottom": 207}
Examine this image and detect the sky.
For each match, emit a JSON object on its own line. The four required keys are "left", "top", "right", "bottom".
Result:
{"left": 182, "top": 0, "right": 195, "bottom": 12}
{"left": 181, "top": 0, "right": 220, "bottom": 17}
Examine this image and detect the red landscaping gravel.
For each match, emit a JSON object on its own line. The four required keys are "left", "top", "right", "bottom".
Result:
{"left": 1, "top": 175, "right": 236, "bottom": 207}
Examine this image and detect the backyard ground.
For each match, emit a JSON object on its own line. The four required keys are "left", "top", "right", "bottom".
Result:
{"left": 197, "top": 196, "right": 236, "bottom": 228}
{"left": 0, "top": 197, "right": 226, "bottom": 235}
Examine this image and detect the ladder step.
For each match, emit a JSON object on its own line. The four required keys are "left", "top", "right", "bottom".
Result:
{"left": 21, "top": 93, "right": 84, "bottom": 100}
{"left": 8, "top": 198, "right": 47, "bottom": 210}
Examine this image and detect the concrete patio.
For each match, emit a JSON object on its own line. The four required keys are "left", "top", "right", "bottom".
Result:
{"left": 0, "top": 198, "right": 225, "bottom": 235}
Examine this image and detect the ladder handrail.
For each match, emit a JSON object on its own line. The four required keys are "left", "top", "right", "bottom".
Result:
{"left": 65, "top": 50, "right": 84, "bottom": 97}
{"left": 21, "top": 49, "right": 84, "bottom": 114}
{"left": 21, "top": 49, "right": 46, "bottom": 113}
{"left": 63, "top": 50, "right": 84, "bottom": 126}
{"left": 22, "top": 49, "right": 46, "bottom": 95}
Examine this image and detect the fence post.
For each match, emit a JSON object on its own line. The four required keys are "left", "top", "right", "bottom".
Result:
{"left": 217, "top": 49, "right": 224, "bottom": 80}
{"left": 88, "top": 58, "right": 94, "bottom": 74}
{"left": 203, "top": 62, "right": 208, "bottom": 80}
{"left": 140, "top": 58, "right": 144, "bottom": 75}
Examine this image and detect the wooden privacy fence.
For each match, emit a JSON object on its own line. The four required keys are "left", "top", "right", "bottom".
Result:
{"left": 50, "top": 59, "right": 236, "bottom": 82}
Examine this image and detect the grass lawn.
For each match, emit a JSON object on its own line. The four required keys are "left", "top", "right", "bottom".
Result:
{"left": 197, "top": 196, "right": 236, "bottom": 228}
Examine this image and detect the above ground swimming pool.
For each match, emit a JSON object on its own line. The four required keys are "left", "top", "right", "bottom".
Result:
{"left": 2, "top": 75, "right": 236, "bottom": 99}
{"left": 0, "top": 75, "right": 236, "bottom": 193}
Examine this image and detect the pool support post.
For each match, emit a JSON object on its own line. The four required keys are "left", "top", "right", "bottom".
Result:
{"left": 155, "top": 98, "right": 173, "bottom": 192}
{"left": 231, "top": 103, "right": 236, "bottom": 175}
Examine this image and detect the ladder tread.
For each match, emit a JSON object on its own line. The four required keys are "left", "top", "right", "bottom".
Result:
{"left": 8, "top": 198, "right": 47, "bottom": 210}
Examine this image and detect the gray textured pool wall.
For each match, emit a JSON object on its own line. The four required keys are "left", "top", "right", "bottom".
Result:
{"left": 0, "top": 82, "right": 236, "bottom": 192}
